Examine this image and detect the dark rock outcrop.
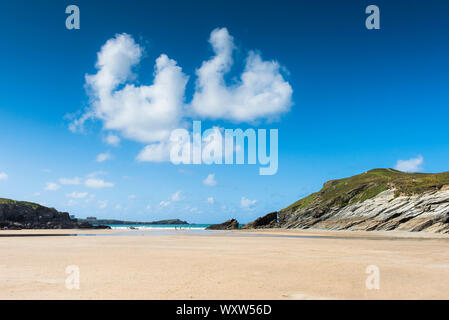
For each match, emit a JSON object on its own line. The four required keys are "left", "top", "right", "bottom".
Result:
{"left": 241, "top": 212, "right": 278, "bottom": 229}
{"left": 206, "top": 218, "right": 239, "bottom": 230}
{"left": 77, "top": 218, "right": 189, "bottom": 225}
{"left": 0, "top": 199, "right": 110, "bottom": 230}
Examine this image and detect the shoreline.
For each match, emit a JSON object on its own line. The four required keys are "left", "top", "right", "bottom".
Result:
{"left": 1, "top": 227, "right": 449, "bottom": 239}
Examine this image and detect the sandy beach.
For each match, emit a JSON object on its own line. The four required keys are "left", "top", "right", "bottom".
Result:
{"left": 1, "top": 228, "right": 449, "bottom": 300}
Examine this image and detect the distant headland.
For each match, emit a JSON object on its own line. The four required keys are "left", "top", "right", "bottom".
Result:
{"left": 0, "top": 198, "right": 187, "bottom": 230}
{"left": 78, "top": 217, "right": 189, "bottom": 225}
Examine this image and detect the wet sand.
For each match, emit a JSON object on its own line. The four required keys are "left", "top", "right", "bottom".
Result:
{"left": 0, "top": 228, "right": 448, "bottom": 299}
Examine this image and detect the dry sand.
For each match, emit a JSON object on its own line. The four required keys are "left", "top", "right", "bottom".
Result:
{"left": 1, "top": 228, "right": 449, "bottom": 299}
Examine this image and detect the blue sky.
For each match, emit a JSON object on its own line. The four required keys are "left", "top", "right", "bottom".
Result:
{"left": 1, "top": 0, "right": 449, "bottom": 223}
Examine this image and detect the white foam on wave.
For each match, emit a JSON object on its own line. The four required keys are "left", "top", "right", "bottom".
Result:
{"left": 109, "top": 226, "right": 207, "bottom": 230}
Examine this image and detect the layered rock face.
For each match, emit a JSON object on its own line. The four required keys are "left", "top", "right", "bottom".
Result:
{"left": 241, "top": 212, "right": 278, "bottom": 229}
{"left": 244, "top": 169, "right": 449, "bottom": 233}
{"left": 280, "top": 189, "right": 449, "bottom": 233}
{"left": 0, "top": 200, "right": 110, "bottom": 230}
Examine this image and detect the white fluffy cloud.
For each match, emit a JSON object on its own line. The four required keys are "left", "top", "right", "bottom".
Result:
{"left": 136, "top": 141, "right": 173, "bottom": 162}
{"left": 73, "top": 33, "right": 188, "bottom": 144}
{"left": 207, "top": 197, "right": 215, "bottom": 204}
{"left": 203, "top": 174, "right": 217, "bottom": 186}
{"left": 45, "top": 182, "right": 60, "bottom": 191}
{"left": 240, "top": 196, "right": 257, "bottom": 209}
{"left": 84, "top": 178, "right": 114, "bottom": 188}
{"left": 394, "top": 155, "right": 424, "bottom": 173}
{"left": 104, "top": 133, "right": 120, "bottom": 147}
{"left": 0, "top": 172, "right": 7, "bottom": 180}
{"left": 71, "top": 29, "right": 292, "bottom": 162}
{"left": 191, "top": 28, "right": 292, "bottom": 122}
{"left": 96, "top": 152, "right": 112, "bottom": 163}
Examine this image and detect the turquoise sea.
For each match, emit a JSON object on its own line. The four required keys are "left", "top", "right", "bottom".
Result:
{"left": 105, "top": 224, "right": 211, "bottom": 230}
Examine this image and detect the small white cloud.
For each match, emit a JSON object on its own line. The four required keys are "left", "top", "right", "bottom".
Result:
{"left": 104, "top": 133, "right": 120, "bottom": 147}
{"left": 66, "top": 192, "right": 88, "bottom": 199}
{"left": 67, "top": 199, "right": 77, "bottom": 206}
{"left": 146, "top": 204, "right": 151, "bottom": 210}
{"left": 84, "top": 178, "right": 114, "bottom": 188}
{"left": 203, "top": 174, "right": 217, "bottom": 186}
{"left": 96, "top": 152, "right": 112, "bottom": 163}
{"left": 170, "top": 191, "right": 182, "bottom": 202}
{"left": 45, "top": 182, "right": 60, "bottom": 191}
{"left": 159, "top": 200, "right": 170, "bottom": 207}
{"left": 0, "top": 172, "right": 8, "bottom": 181}
{"left": 128, "top": 194, "right": 136, "bottom": 199}
{"left": 98, "top": 200, "right": 108, "bottom": 209}
{"left": 59, "top": 177, "right": 82, "bottom": 185}
{"left": 114, "top": 204, "right": 121, "bottom": 210}
{"left": 33, "top": 192, "right": 41, "bottom": 197}
{"left": 394, "top": 155, "right": 424, "bottom": 173}
{"left": 207, "top": 197, "right": 215, "bottom": 204}
{"left": 241, "top": 196, "right": 257, "bottom": 209}
{"left": 136, "top": 141, "right": 173, "bottom": 162}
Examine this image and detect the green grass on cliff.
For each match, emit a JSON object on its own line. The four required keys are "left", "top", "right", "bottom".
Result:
{"left": 283, "top": 168, "right": 449, "bottom": 212}
{"left": 0, "top": 198, "right": 43, "bottom": 210}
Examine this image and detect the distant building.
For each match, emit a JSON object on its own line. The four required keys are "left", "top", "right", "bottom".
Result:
{"left": 86, "top": 217, "right": 97, "bottom": 220}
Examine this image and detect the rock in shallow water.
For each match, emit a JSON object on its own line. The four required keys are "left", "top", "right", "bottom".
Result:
{"left": 205, "top": 219, "right": 239, "bottom": 230}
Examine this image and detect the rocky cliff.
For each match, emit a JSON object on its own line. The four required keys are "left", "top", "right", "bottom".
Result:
{"left": 0, "top": 198, "right": 110, "bottom": 230}
{"left": 244, "top": 169, "right": 449, "bottom": 233}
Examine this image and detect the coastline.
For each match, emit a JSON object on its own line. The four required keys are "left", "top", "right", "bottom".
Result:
{"left": 1, "top": 228, "right": 449, "bottom": 299}
{"left": 2, "top": 227, "right": 449, "bottom": 238}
